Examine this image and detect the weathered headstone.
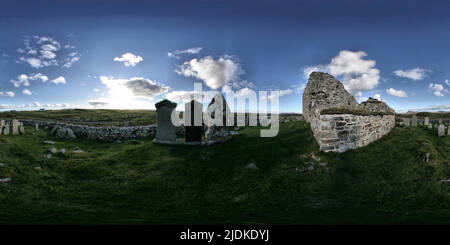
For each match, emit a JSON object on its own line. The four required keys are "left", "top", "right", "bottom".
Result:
{"left": 411, "top": 115, "right": 418, "bottom": 127}
{"left": 403, "top": 118, "right": 411, "bottom": 127}
{"left": 155, "top": 99, "right": 177, "bottom": 143}
{"left": 424, "top": 117, "right": 429, "bottom": 126}
{"left": 184, "top": 100, "right": 203, "bottom": 143}
{"left": 12, "top": 119, "right": 19, "bottom": 135}
{"left": 438, "top": 124, "right": 445, "bottom": 137}
{"left": 205, "top": 93, "right": 232, "bottom": 141}
{"left": 19, "top": 125, "right": 25, "bottom": 135}
{"left": 35, "top": 123, "right": 39, "bottom": 132}
{"left": 448, "top": 125, "right": 450, "bottom": 135}
{"left": 0, "top": 120, "right": 4, "bottom": 127}
{"left": 3, "top": 124, "right": 9, "bottom": 135}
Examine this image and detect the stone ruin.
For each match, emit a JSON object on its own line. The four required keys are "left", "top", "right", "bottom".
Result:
{"left": 0, "top": 119, "right": 25, "bottom": 136}
{"left": 303, "top": 72, "right": 395, "bottom": 153}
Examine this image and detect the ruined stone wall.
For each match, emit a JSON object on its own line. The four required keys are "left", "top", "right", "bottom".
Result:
{"left": 13, "top": 119, "right": 183, "bottom": 141}
{"left": 310, "top": 114, "right": 395, "bottom": 152}
{"left": 303, "top": 72, "right": 395, "bottom": 152}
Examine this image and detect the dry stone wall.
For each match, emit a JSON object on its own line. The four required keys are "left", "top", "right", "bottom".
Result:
{"left": 303, "top": 72, "right": 395, "bottom": 153}
{"left": 14, "top": 119, "right": 184, "bottom": 141}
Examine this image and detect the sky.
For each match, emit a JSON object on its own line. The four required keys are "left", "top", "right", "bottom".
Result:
{"left": 1, "top": 0, "right": 450, "bottom": 113}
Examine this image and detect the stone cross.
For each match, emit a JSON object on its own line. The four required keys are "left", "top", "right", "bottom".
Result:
{"left": 424, "top": 117, "right": 429, "bottom": 126}
{"left": 184, "top": 100, "right": 203, "bottom": 143}
{"left": 411, "top": 115, "right": 417, "bottom": 127}
{"left": 12, "top": 119, "right": 19, "bottom": 135}
{"left": 155, "top": 99, "right": 178, "bottom": 143}
{"left": 438, "top": 124, "right": 445, "bottom": 137}
{"left": 403, "top": 118, "right": 410, "bottom": 127}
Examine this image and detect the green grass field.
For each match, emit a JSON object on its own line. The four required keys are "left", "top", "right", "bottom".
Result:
{"left": 0, "top": 109, "right": 157, "bottom": 126}
{"left": 0, "top": 121, "right": 449, "bottom": 224}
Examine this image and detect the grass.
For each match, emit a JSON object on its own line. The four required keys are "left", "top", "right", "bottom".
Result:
{"left": 0, "top": 121, "right": 449, "bottom": 224}
{"left": 0, "top": 109, "right": 157, "bottom": 126}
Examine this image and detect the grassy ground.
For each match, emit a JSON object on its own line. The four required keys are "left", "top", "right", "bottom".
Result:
{"left": 0, "top": 121, "right": 449, "bottom": 224}
{"left": 0, "top": 109, "right": 157, "bottom": 126}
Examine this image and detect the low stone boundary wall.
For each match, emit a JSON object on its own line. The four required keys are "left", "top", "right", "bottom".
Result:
{"left": 14, "top": 119, "right": 185, "bottom": 142}
{"left": 310, "top": 114, "right": 395, "bottom": 152}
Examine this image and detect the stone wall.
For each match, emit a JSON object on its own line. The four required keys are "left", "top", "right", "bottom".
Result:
{"left": 10, "top": 119, "right": 182, "bottom": 141}
{"left": 303, "top": 72, "right": 395, "bottom": 152}
{"left": 310, "top": 114, "right": 395, "bottom": 152}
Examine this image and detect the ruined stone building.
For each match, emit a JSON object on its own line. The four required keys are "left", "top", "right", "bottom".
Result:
{"left": 303, "top": 72, "right": 395, "bottom": 153}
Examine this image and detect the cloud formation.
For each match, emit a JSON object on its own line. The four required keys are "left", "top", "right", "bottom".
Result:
{"left": 304, "top": 50, "right": 380, "bottom": 95}
{"left": 176, "top": 56, "right": 243, "bottom": 89}
{"left": 113, "top": 53, "right": 143, "bottom": 67}
{"left": 52, "top": 76, "right": 66, "bottom": 85}
{"left": 10, "top": 73, "right": 48, "bottom": 87}
{"left": 16, "top": 35, "right": 80, "bottom": 69}
{"left": 386, "top": 88, "right": 408, "bottom": 98}
{"left": 168, "top": 47, "right": 202, "bottom": 59}
{"left": 428, "top": 83, "right": 447, "bottom": 97}
{"left": 22, "top": 89, "right": 32, "bottom": 95}
{"left": 0, "top": 91, "right": 15, "bottom": 97}
{"left": 394, "top": 68, "right": 429, "bottom": 80}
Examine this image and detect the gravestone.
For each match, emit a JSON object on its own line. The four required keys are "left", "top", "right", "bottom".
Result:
{"left": 438, "top": 118, "right": 443, "bottom": 124}
{"left": 155, "top": 99, "right": 178, "bottom": 143}
{"left": 3, "top": 124, "right": 9, "bottom": 135}
{"left": 438, "top": 124, "right": 445, "bottom": 137}
{"left": 12, "top": 119, "right": 19, "bottom": 135}
{"left": 403, "top": 118, "right": 411, "bottom": 127}
{"left": 411, "top": 115, "right": 418, "bottom": 127}
{"left": 35, "top": 123, "right": 39, "bottom": 132}
{"left": 184, "top": 100, "right": 203, "bottom": 143}
{"left": 0, "top": 120, "right": 4, "bottom": 127}
{"left": 424, "top": 117, "right": 429, "bottom": 126}
{"left": 428, "top": 124, "right": 432, "bottom": 129}
{"left": 448, "top": 125, "right": 450, "bottom": 135}
{"left": 19, "top": 123, "right": 25, "bottom": 135}
{"left": 205, "top": 93, "right": 232, "bottom": 141}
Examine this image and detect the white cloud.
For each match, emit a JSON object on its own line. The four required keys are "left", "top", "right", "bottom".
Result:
{"left": 52, "top": 76, "right": 66, "bottom": 85}
{"left": 303, "top": 50, "right": 380, "bottom": 95}
{"left": 93, "top": 88, "right": 99, "bottom": 92}
{"left": 372, "top": 93, "right": 387, "bottom": 103}
{"left": 22, "top": 89, "right": 32, "bottom": 95}
{"left": 445, "top": 79, "right": 450, "bottom": 86}
{"left": 96, "top": 76, "right": 169, "bottom": 109}
{"left": 176, "top": 56, "right": 243, "bottom": 89}
{"left": 394, "top": 68, "right": 429, "bottom": 80}
{"left": 16, "top": 35, "right": 79, "bottom": 69}
{"left": 386, "top": 88, "right": 408, "bottom": 98}
{"left": 0, "top": 91, "right": 15, "bottom": 97}
{"left": 113, "top": 53, "right": 143, "bottom": 67}
{"left": 428, "top": 83, "right": 447, "bottom": 97}
{"left": 10, "top": 73, "right": 48, "bottom": 87}
{"left": 168, "top": 47, "right": 203, "bottom": 59}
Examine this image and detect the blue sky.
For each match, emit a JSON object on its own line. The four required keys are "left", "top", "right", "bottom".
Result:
{"left": 1, "top": 0, "right": 450, "bottom": 113}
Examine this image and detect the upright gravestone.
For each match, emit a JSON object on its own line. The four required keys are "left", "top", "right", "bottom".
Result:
{"left": 19, "top": 122, "right": 25, "bottom": 135}
{"left": 448, "top": 125, "right": 450, "bottom": 135}
{"left": 438, "top": 124, "right": 445, "bottom": 137}
{"left": 424, "top": 117, "right": 429, "bottom": 126}
{"left": 184, "top": 100, "right": 203, "bottom": 143}
{"left": 428, "top": 124, "right": 432, "bottom": 129}
{"left": 411, "top": 115, "right": 418, "bottom": 127}
{"left": 205, "top": 93, "right": 232, "bottom": 141}
{"left": 403, "top": 118, "right": 411, "bottom": 127}
{"left": 3, "top": 123, "right": 9, "bottom": 135}
{"left": 35, "top": 123, "right": 39, "bottom": 132}
{"left": 155, "top": 99, "right": 178, "bottom": 143}
{"left": 12, "top": 119, "right": 19, "bottom": 135}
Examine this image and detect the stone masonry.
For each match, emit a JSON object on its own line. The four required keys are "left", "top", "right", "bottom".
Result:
{"left": 303, "top": 72, "right": 395, "bottom": 153}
